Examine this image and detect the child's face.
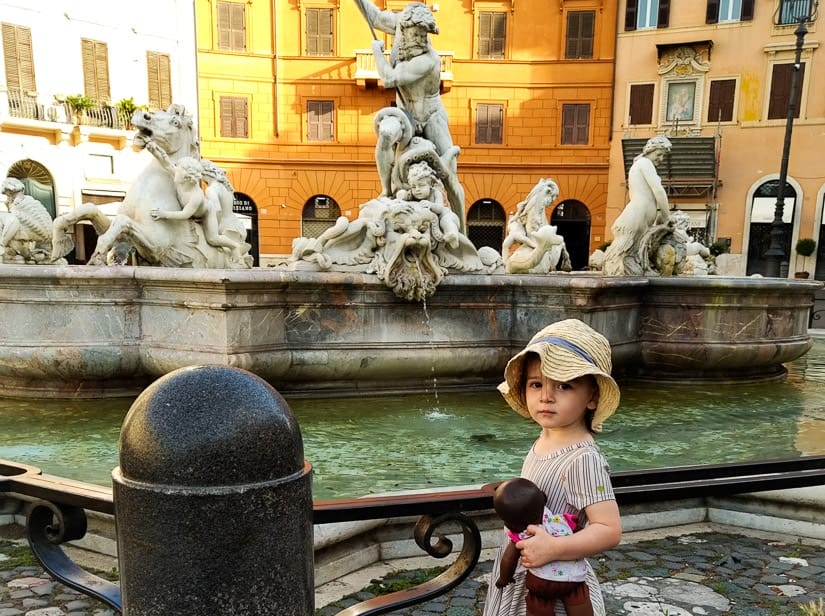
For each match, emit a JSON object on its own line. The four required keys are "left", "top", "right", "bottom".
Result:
{"left": 409, "top": 176, "right": 432, "bottom": 200}
{"left": 524, "top": 356, "right": 598, "bottom": 432}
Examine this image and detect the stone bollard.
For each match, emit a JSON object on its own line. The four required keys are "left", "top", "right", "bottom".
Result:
{"left": 112, "top": 365, "right": 314, "bottom": 615}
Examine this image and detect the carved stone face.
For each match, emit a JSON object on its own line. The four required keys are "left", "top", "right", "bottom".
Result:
{"left": 408, "top": 176, "right": 433, "bottom": 200}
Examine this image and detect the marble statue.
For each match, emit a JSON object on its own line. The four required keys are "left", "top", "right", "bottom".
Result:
{"left": 501, "top": 178, "right": 571, "bottom": 274}
{"left": 602, "top": 136, "right": 672, "bottom": 276}
{"left": 146, "top": 142, "right": 244, "bottom": 264}
{"left": 51, "top": 104, "right": 252, "bottom": 268}
{"left": 290, "top": 150, "right": 501, "bottom": 301}
{"left": 355, "top": 0, "right": 466, "bottom": 231}
{"left": 644, "top": 210, "right": 715, "bottom": 276}
{"left": 0, "top": 177, "right": 58, "bottom": 265}
{"left": 612, "top": 210, "right": 715, "bottom": 277}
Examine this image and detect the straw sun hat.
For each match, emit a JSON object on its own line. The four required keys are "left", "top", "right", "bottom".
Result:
{"left": 498, "top": 319, "right": 620, "bottom": 432}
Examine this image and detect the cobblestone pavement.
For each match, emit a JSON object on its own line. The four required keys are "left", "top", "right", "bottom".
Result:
{"left": 2, "top": 528, "right": 824, "bottom": 615}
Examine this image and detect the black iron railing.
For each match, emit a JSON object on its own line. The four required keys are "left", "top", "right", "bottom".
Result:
{"left": 2, "top": 456, "right": 825, "bottom": 615}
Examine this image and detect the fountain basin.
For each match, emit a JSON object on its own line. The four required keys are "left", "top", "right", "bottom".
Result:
{"left": 0, "top": 265, "right": 819, "bottom": 398}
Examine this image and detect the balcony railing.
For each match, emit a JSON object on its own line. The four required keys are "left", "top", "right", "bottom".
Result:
{"left": 2, "top": 87, "right": 131, "bottom": 130}
{"left": 354, "top": 49, "right": 453, "bottom": 88}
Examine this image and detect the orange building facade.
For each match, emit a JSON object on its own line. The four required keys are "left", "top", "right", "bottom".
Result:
{"left": 195, "top": 0, "right": 616, "bottom": 268}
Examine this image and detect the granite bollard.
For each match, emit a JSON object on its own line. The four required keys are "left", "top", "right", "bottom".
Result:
{"left": 112, "top": 365, "right": 314, "bottom": 615}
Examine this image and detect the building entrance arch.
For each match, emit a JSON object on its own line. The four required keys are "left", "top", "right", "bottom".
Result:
{"left": 746, "top": 180, "right": 796, "bottom": 276}
{"left": 550, "top": 199, "right": 591, "bottom": 270}
{"left": 233, "top": 192, "right": 259, "bottom": 266}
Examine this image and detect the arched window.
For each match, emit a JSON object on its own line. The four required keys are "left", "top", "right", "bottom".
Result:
{"left": 550, "top": 199, "right": 592, "bottom": 270}
{"left": 747, "top": 180, "right": 795, "bottom": 276}
{"left": 301, "top": 194, "right": 341, "bottom": 238}
{"left": 467, "top": 199, "right": 506, "bottom": 251}
{"left": 7, "top": 159, "right": 56, "bottom": 218}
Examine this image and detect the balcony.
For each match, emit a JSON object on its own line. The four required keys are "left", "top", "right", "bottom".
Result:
{"left": 2, "top": 87, "right": 132, "bottom": 130}
{"left": 354, "top": 49, "right": 453, "bottom": 90}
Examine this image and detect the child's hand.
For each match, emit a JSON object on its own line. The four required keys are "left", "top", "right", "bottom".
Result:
{"left": 495, "top": 575, "right": 514, "bottom": 588}
{"left": 516, "top": 524, "right": 552, "bottom": 569}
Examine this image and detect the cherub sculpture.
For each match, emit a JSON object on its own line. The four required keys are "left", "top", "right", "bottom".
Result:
{"left": 146, "top": 142, "right": 243, "bottom": 265}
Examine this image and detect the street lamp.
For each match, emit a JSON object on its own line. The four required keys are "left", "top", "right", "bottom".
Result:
{"left": 764, "top": 0, "right": 819, "bottom": 277}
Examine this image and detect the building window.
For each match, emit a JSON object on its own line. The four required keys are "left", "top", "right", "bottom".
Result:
{"left": 307, "top": 100, "right": 334, "bottom": 141}
{"left": 767, "top": 62, "right": 805, "bottom": 120}
{"left": 302, "top": 195, "right": 341, "bottom": 238}
{"left": 625, "top": 0, "right": 669, "bottom": 31}
{"left": 217, "top": 1, "right": 246, "bottom": 51}
{"left": 478, "top": 12, "right": 506, "bottom": 59}
{"left": 147, "top": 51, "right": 172, "bottom": 110}
{"left": 220, "top": 96, "right": 248, "bottom": 137}
{"left": 706, "top": 0, "right": 754, "bottom": 23}
{"left": 467, "top": 199, "right": 506, "bottom": 251}
{"left": 476, "top": 103, "right": 503, "bottom": 144}
{"left": 628, "top": 84, "right": 654, "bottom": 125}
{"left": 306, "top": 8, "right": 334, "bottom": 56}
{"left": 565, "top": 11, "right": 595, "bottom": 59}
{"left": 2, "top": 23, "right": 36, "bottom": 94}
{"left": 561, "top": 104, "right": 590, "bottom": 145}
{"left": 81, "top": 39, "right": 110, "bottom": 102}
{"left": 778, "top": 0, "right": 813, "bottom": 24}
{"left": 707, "top": 79, "right": 736, "bottom": 122}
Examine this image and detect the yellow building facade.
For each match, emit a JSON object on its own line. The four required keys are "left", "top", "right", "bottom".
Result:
{"left": 195, "top": 0, "right": 616, "bottom": 268}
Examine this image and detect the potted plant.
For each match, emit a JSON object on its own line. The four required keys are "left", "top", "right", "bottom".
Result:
{"left": 794, "top": 237, "right": 817, "bottom": 278}
{"left": 64, "top": 93, "right": 95, "bottom": 124}
{"left": 115, "top": 97, "right": 146, "bottom": 128}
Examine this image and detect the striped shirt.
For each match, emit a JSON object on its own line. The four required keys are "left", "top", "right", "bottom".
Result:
{"left": 482, "top": 440, "right": 615, "bottom": 616}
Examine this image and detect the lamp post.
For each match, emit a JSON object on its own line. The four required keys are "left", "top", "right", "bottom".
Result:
{"left": 764, "top": 0, "right": 819, "bottom": 277}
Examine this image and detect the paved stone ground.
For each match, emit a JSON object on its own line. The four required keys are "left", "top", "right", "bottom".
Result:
{"left": 2, "top": 529, "right": 824, "bottom": 615}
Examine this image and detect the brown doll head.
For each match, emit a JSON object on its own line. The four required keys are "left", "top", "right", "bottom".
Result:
{"left": 493, "top": 477, "right": 546, "bottom": 534}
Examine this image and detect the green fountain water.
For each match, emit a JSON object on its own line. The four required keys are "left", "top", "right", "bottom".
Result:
{"left": 2, "top": 340, "right": 824, "bottom": 500}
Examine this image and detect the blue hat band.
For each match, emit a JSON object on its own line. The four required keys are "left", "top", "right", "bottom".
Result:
{"left": 531, "top": 336, "right": 597, "bottom": 367}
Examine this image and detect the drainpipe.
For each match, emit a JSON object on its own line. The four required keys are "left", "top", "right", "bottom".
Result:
{"left": 272, "top": 0, "right": 280, "bottom": 137}
{"left": 608, "top": 2, "right": 621, "bottom": 144}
